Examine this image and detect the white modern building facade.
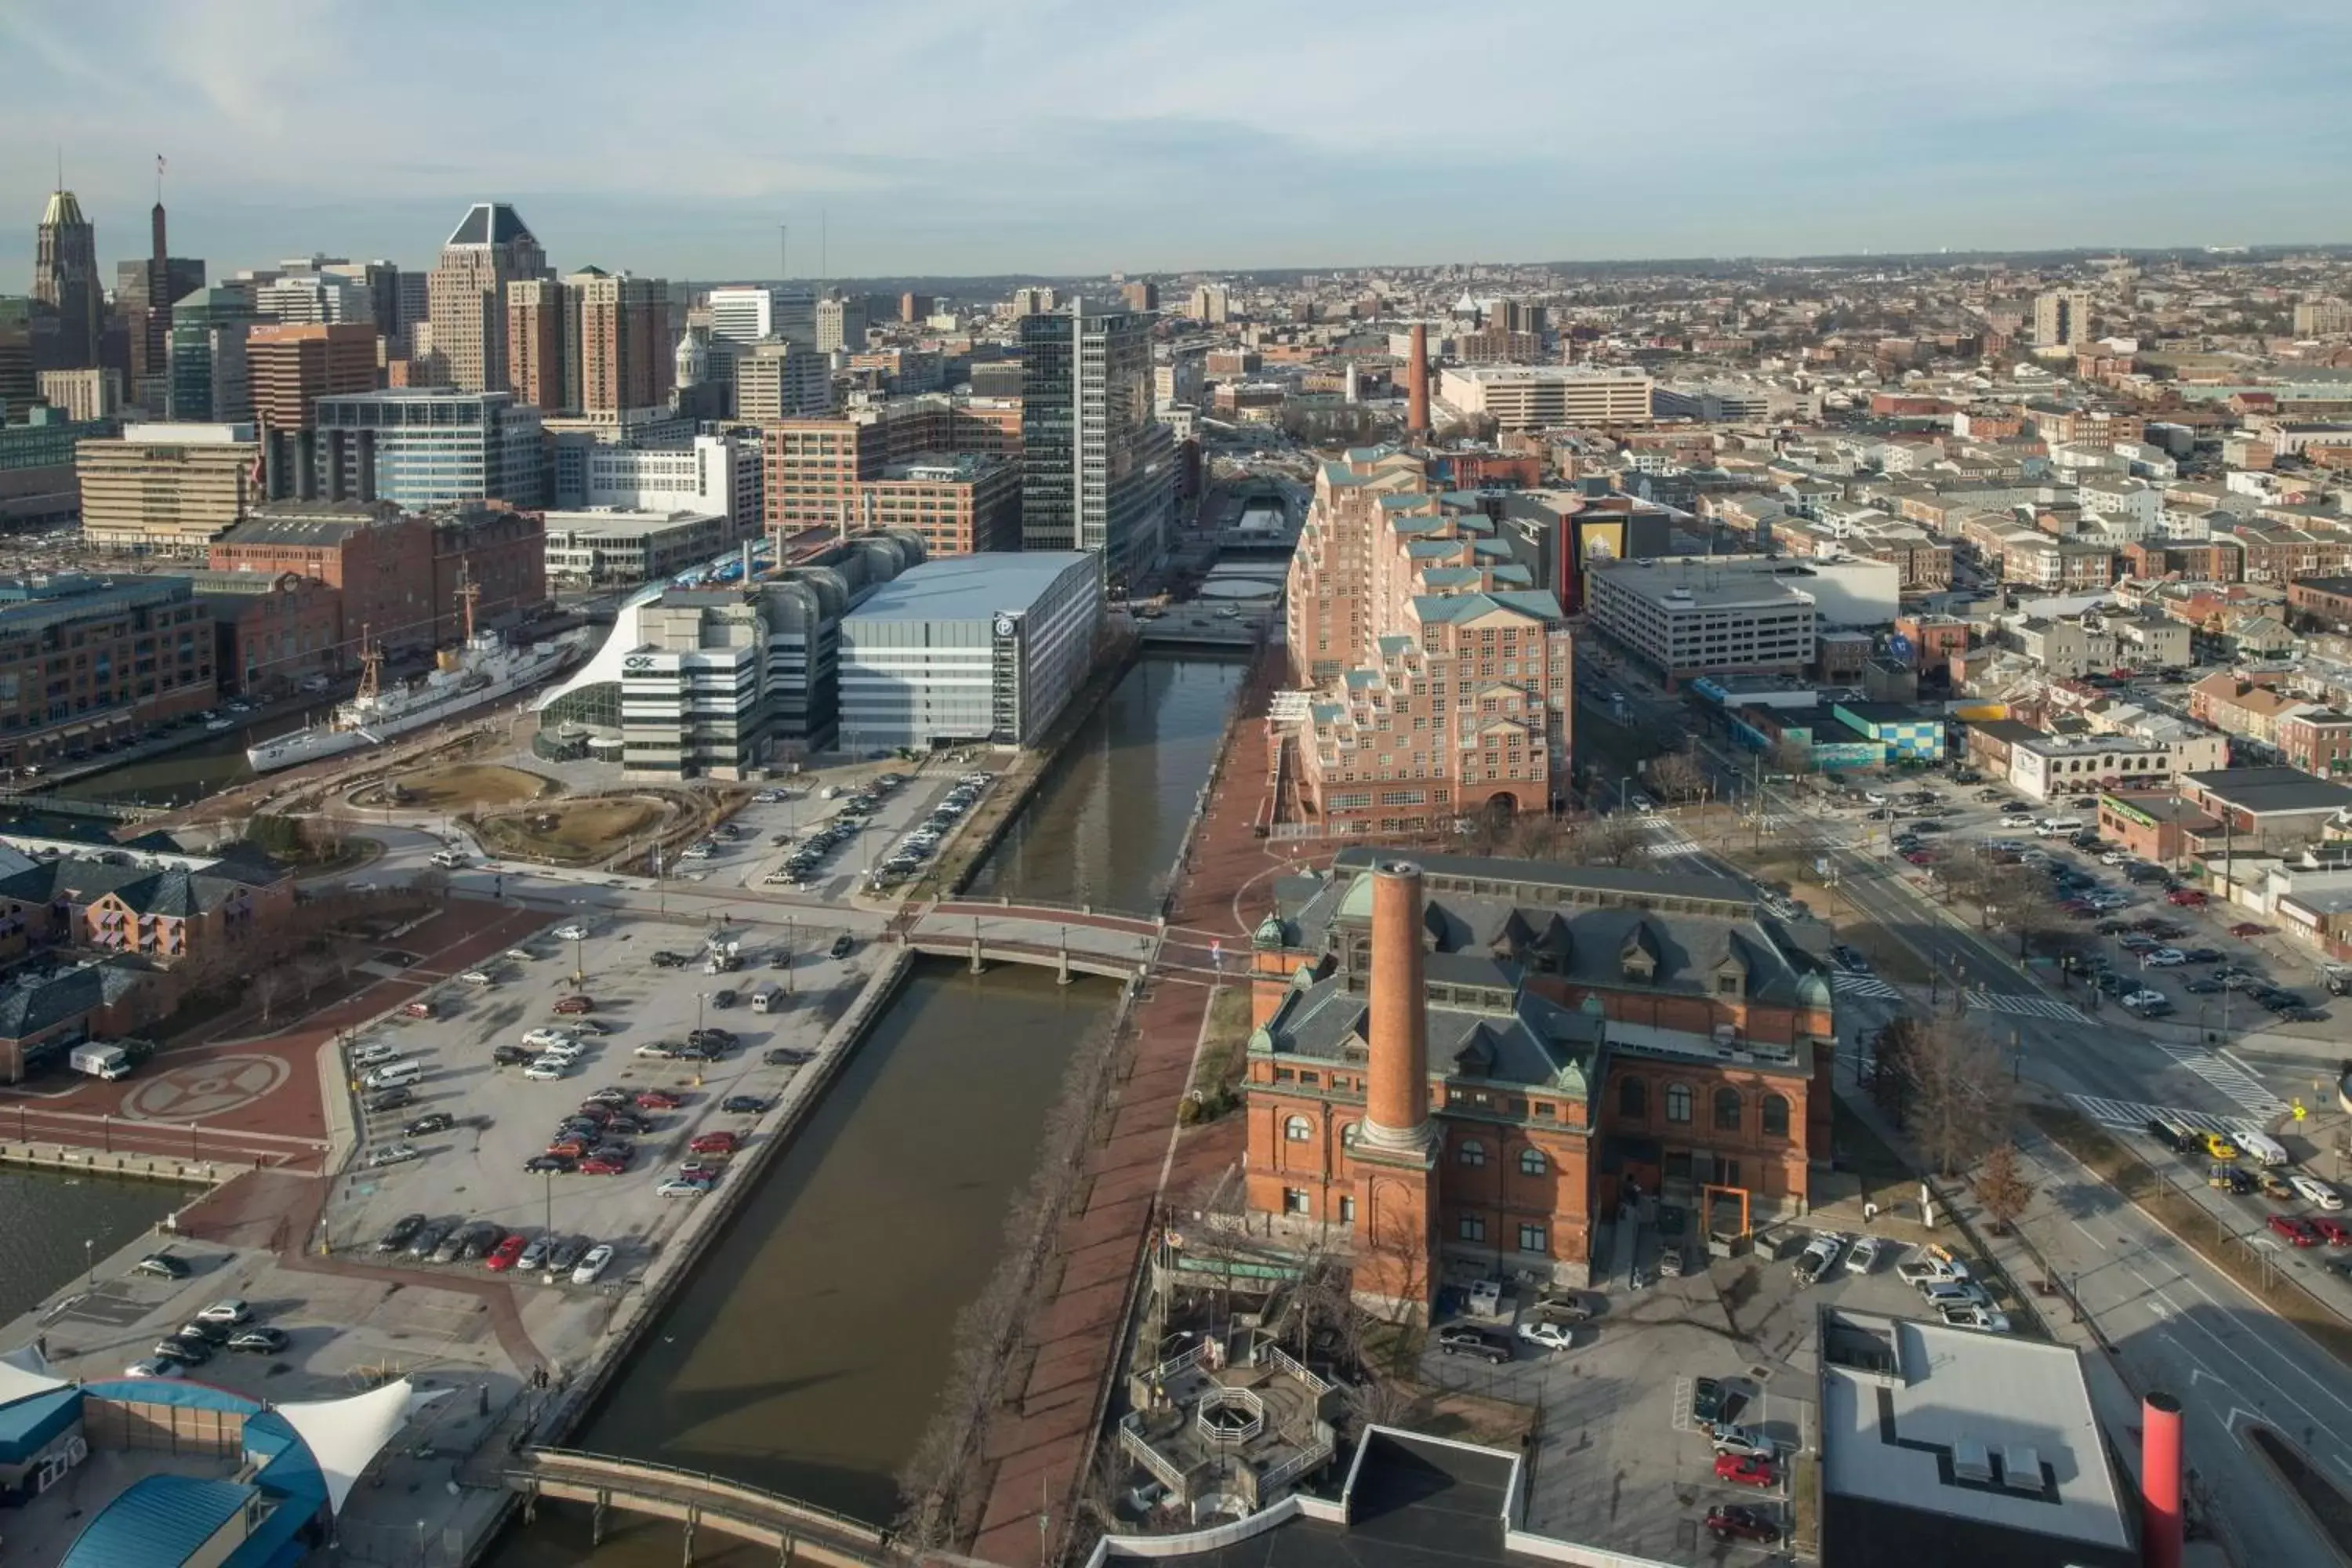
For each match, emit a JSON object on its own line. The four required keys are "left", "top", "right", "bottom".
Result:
{"left": 543, "top": 508, "right": 733, "bottom": 586}
{"left": 1437, "top": 365, "right": 1654, "bottom": 431}
{"left": 1587, "top": 557, "right": 1818, "bottom": 681}
{"left": 579, "top": 434, "right": 762, "bottom": 534}
{"left": 837, "top": 552, "right": 1104, "bottom": 749}
{"left": 310, "top": 387, "right": 546, "bottom": 510}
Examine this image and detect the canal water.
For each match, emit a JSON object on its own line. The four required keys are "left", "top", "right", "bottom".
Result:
{"left": 0, "top": 1169, "right": 194, "bottom": 1324}
{"left": 492, "top": 652, "right": 1245, "bottom": 1561}
{"left": 967, "top": 654, "right": 1248, "bottom": 913}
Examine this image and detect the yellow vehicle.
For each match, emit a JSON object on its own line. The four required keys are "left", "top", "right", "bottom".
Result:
{"left": 2203, "top": 1131, "right": 2240, "bottom": 1161}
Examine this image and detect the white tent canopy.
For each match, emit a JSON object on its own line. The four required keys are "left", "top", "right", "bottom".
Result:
{"left": 0, "top": 1343, "right": 71, "bottom": 1406}
{"left": 271, "top": 1379, "right": 447, "bottom": 1515}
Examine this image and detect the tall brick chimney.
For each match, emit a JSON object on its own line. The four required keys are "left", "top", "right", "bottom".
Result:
{"left": 2141, "top": 1392, "right": 2183, "bottom": 1568}
{"left": 1406, "top": 323, "right": 1431, "bottom": 439}
{"left": 1365, "top": 859, "right": 1430, "bottom": 1143}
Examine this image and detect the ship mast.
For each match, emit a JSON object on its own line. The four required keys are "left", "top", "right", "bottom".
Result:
{"left": 459, "top": 561, "right": 481, "bottom": 644}
{"left": 356, "top": 626, "right": 382, "bottom": 705}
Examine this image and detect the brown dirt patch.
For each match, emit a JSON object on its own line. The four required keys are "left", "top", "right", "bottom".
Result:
{"left": 382, "top": 762, "right": 552, "bottom": 810}
{"left": 479, "top": 797, "right": 667, "bottom": 863}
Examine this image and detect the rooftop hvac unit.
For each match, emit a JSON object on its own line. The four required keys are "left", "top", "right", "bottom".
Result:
{"left": 2000, "top": 1446, "right": 2043, "bottom": 1490}
{"left": 1951, "top": 1439, "right": 1994, "bottom": 1484}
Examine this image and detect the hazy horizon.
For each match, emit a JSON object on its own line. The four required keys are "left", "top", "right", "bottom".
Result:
{"left": 5, "top": 0, "right": 2346, "bottom": 283}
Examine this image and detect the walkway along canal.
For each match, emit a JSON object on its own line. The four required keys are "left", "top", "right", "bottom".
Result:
{"left": 490, "top": 652, "right": 1247, "bottom": 1564}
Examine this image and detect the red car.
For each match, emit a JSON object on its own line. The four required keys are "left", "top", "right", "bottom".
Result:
{"left": 688, "top": 1131, "right": 740, "bottom": 1156}
{"left": 546, "top": 1137, "right": 589, "bottom": 1159}
{"left": 485, "top": 1234, "right": 528, "bottom": 1272}
{"left": 553, "top": 995, "right": 597, "bottom": 1014}
{"left": 1714, "top": 1453, "right": 1777, "bottom": 1489}
{"left": 579, "top": 1153, "right": 629, "bottom": 1175}
{"left": 1704, "top": 1505, "right": 1779, "bottom": 1543}
{"left": 635, "top": 1089, "right": 684, "bottom": 1110}
{"left": 2167, "top": 888, "right": 2207, "bottom": 906}
{"left": 678, "top": 1160, "right": 726, "bottom": 1183}
{"left": 1901, "top": 850, "right": 1934, "bottom": 866}
{"left": 2267, "top": 1214, "right": 2321, "bottom": 1248}
{"left": 2310, "top": 1215, "right": 2352, "bottom": 1247}
{"left": 2230, "top": 923, "right": 2270, "bottom": 938}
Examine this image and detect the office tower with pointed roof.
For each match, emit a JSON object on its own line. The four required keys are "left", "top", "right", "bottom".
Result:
{"left": 424, "top": 202, "right": 548, "bottom": 392}
{"left": 32, "top": 186, "right": 102, "bottom": 368}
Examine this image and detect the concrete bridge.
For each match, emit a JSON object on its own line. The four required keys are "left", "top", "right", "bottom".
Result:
{"left": 505, "top": 1447, "right": 889, "bottom": 1566}
{"left": 898, "top": 901, "right": 1240, "bottom": 986}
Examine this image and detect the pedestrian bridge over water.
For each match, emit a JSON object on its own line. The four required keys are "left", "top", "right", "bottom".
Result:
{"left": 506, "top": 1446, "right": 889, "bottom": 1566}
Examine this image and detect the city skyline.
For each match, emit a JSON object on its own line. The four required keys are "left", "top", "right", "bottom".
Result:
{"left": 6, "top": 0, "right": 2348, "bottom": 281}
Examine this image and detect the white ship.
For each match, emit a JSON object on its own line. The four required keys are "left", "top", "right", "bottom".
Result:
{"left": 246, "top": 579, "right": 579, "bottom": 775}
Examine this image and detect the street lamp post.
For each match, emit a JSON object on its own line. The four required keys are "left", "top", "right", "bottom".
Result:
{"left": 84, "top": 1238, "right": 93, "bottom": 1290}
{"left": 543, "top": 1168, "right": 553, "bottom": 1239}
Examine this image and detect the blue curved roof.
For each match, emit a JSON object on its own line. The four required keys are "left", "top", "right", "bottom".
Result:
{"left": 60, "top": 1472, "right": 252, "bottom": 1567}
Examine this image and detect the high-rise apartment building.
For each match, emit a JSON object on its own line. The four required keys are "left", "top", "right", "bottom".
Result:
{"left": 571, "top": 269, "right": 672, "bottom": 413}
{"left": 167, "top": 286, "right": 259, "bottom": 423}
{"left": 1121, "top": 280, "right": 1160, "bottom": 313}
{"left": 2034, "top": 289, "right": 2094, "bottom": 349}
{"left": 423, "top": 203, "right": 548, "bottom": 391}
{"left": 2293, "top": 301, "right": 2352, "bottom": 337}
{"left": 815, "top": 295, "right": 867, "bottom": 354}
{"left": 1282, "top": 448, "right": 1573, "bottom": 824}
{"left": 247, "top": 324, "right": 376, "bottom": 433}
{"left": 764, "top": 394, "right": 1022, "bottom": 539}
{"left": 310, "top": 387, "right": 545, "bottom": 510}
{"left": 254, "top": 271, "right": 376, "bottom": 326}
{"left": 706, "top": 286, "right": 817, "bottom": 352}
{"left": 1008, "top": 286, "right": 1058, "bottom": 317}
{"left": 31, "top": 187, "right": 102, "bottom": 368}
{"left": 1019, "top": 303, "right": 1174, "bottom": 590}
{"left": 505, "top": 278, "right": 567, "bottom": 412}
{"left": 1187, "top": 282, "right": 1230, "bottom": 324}
{"left": 899, "top": 292, "right": 933, "bottom": 324}
{"left": 734, "top": 339, "right": 833, "bottom": 422}
{"left": 76, "top": 422, "right": 260, "bottom": 554}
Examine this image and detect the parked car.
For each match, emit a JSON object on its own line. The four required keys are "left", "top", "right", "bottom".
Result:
{"left": 402, "top": 1112, "right": 456, "bottom": 1138}
{"left": 553, "top": 995, "right": 596, "bottom": 1015}
{"left": 658, "top": 1177, "right": 714, "bottom": 1198}
{"left": 521, "top": 1061, "right": 570, "bottom": 1081}
{"left": 524, "top": 1154, "right": 575, "bottom": 1174}
{"left": 1793, "top": 1233, "right": 1843, "bottom": 1285}
{"left": 554, "top": 924, "right": 592, "bottom": 940}
{"left": 634, "top": 1089, "right": 684, "bottom": 1110}
{"left": 1843, "top": 1235, "right": 1881, "bottom": 1275}
{"left": 2309, "top": 1215, "right": 2352, "bottom": 1247}
{"left": 2267, "top": 1214, "right": 2322, "bottom": 1247}
{"left": 522, "top": 1027, "right": 578, "bottom": 1048}
{"left": 125, "top": 1356, "right": 186, "bottom": 1379}
{"left": 579, "top": 1152, "right": 629, "bottom": 1175}
{"left": 830, "top": 933, "right": 856, "bottom": 959}
{"left": 1711, "top": 1423, "right": 1773, "bottom": 1460}
{"left": 1436, "top": 1325, "right": 1511, "bottom": 1364}
{"left": 405, "top": 1221, "right": 452, "bottom": 1260}
{"left": 1704, "top": 1504, "right": 1779, "bottom": 1543}
{"left": 1938, "top": 1303, "right": 2012, "bottom": 1332}
{"left": 572, "top": 1243, "right": 616, "bottom": 1286}
{"left": 2293, "top": 1175, "right": 2344, "bottom": 1210}
{"left": 135, "top": 1250, "right": 192, "bottom": 1279}
{"left": 721, "top": 1094, "right": 769, "bottom": 1115}
{"left": 227, "top": 1327, "right": 290, "bottom": 1355}
{"left": 1690, "top": 1377, "right": 1730, "bottom": 1425}
{"left": 485, "top": 1234, "right": 530, "bottom": 1272}
{"left": 1714, "top": 1453, "right": 1777, "bottom": 1489}
{"left": 1517, "top": 1320, "right": 1576, "bottom": 1351}
{"left": 376, "top": 1214, "right": 427, "bottom": 1253}
{"left": 194, "top": 1298, "right": 251, "bottom": 1325}
{"left": 689, "top": 1131, "right": 740, "bottom": 1156}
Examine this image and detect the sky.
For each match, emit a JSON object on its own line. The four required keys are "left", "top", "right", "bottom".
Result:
{"left": 4, "top": 0, "right": 2348, "bottom": 285}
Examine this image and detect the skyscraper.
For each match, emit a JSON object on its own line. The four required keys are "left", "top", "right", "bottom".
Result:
{"left": 815, "top": 294, "right": 867, "bottom": 354}
{"left": 571, "top": 269, "right": 672, "bottom": 413}
{"left": 168, "top": 286, "right": 259, "bottom": 423}
{"left": 505, "top": 278, "right": 567, "bottom": 412}
{"left": 423, "top": 202, "right": 548, "bottom": 391}
{"left": 1019, "top": 302, "right": 1174, "bottom": 591}
{"left": 31, "top": 186, "right": 101, "bottom": 368}
{"left": 249, "top": 323, "right": 378, "bottom": 499}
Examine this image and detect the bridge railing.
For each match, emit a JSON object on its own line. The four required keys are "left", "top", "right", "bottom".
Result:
{"left": 516, "top": 1446, "right": 887, "bottom": 1546}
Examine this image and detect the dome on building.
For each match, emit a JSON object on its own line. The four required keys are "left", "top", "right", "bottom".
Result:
{"left": 675, "top": 325, "right": 710, "bottom": 389}
{"left": 1796, "top": 970, "right": 1833, "bottom": 1009}
{"left": 1251, "top": 913, "right": 1287, "bottom": 949}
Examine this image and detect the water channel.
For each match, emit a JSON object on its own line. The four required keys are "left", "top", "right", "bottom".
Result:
{"left": 0, "top": 651, "right": 1247, "bottom": 1563}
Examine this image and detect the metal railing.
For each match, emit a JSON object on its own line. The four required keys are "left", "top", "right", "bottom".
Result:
{"left": 513, "top": 1446, "right": 884, "bottom": 1544}
{"left": 1261, "top": 1344, "right": 1330, "bottom": 1396}
{"left": 1119, "top": 1413, "right": 1189, "bottom": 1493}
{"left": 1259, "top": 1425, "right": 1337, "bottom": 1494}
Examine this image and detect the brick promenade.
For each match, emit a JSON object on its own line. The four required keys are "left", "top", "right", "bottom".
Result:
{"left": 971, "top": 669, "right": 1341, "bottom": 1565}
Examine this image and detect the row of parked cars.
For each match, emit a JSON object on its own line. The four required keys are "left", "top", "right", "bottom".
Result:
{"left": 374, "top": 1213, "right": 619, "bottom": 1285}
{"left": 125, "top": 1298, "right": 288, "bottom": 1378}
{"left": 766, "top": 773, "right": 914, "bottom": 887}
{"left": 868, "top": 773, "right": 994, "bottom": 890}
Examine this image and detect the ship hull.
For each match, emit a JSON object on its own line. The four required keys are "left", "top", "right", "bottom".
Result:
{"left": 245, "top": 644, "right": 574, "bottom": 774}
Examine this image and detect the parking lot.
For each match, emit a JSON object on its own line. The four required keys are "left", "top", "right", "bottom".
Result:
{"left": 1416, "top": 1227, "right": 1987, "bottom": 1563}
{"left": 321, "top": 908, "right": 873, "bottom": 1300}
{"left": 651, "top": 761, "right": 997, "bottom": 900}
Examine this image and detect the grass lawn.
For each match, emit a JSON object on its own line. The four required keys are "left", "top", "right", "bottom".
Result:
{"left": 386, "top": 762, "right": 552, "bottom": 811}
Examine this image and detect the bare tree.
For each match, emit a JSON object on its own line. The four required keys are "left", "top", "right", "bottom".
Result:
{"left": 1647, "top": 749, "right": 1711, "bottom": 804}
{"left": 1973, "top": 1142, "right": 2036, "bottom": 1236}
{"left": 252, "top": 969, "right": 284, "bottom": 1027}
{"left": 1904, "top": 1018, "right": 2011, "bottom": 1178}
{"left": 1573, "top": 816, "right": 1653, "bottom": 869}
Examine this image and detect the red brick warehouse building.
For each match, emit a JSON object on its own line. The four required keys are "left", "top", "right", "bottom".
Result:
{"left": 1240, "top": 850, "right": 1837, "bottom": 1309}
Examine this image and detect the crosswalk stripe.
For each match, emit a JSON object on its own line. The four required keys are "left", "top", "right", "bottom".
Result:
{"left": 1831, "top": 973, "right": 1903, "bottom": 999}
{"left": 2151, "top": 1042, "right": 2292, "bottom": 1119}
{"left": 1964, "top": 989, "right": 2087, "bottom": 1023}
{"left": 2067, "top": 1094, "right": 2258, "bottom": 1136}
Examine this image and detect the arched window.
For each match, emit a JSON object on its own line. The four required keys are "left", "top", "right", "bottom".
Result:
{"left": 1283, "top": 1115, "right": 1312, "bottom": 1142}
{"left": 1519, "top": 1147, "right": 1548, "bottom": 1177}
{"left": 1715, "top": 1088, "right": 1744, "bottom": 1132}
{"left": 1762, "top": 1094, "right": 1791, "bottom": 1138}
{"left": 1618, "top": 1076, "right": 1647, "bottom": 1120}
{"left": 1340, "top": 1121, "right": 1361, "bottom": 1149}
{"left": 1459, "top": 1139, "right": 1487, "bottom": 1167}
{"left": 1665, "top": 1083, "right": 1693, "bottom": 1124}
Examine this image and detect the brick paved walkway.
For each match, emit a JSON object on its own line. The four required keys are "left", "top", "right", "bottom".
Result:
{"left": 970, "top": 664, "right": 1278, "bottom": 1566}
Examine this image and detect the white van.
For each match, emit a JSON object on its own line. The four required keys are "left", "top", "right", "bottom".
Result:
{"left": 362, "top": 1060, "right": 423, "bottom": 1090}
{"left": 2234, "top": 1128, "right": 2290, "bottom": 1167}
{"left": 750, "top": 982, "right": 786, "bottom": 1014}
{"left": 2034, "top": 817, "right": 2085, "bottom": 837}
{"left": 430, "top": 849, "right": 467, "bottom": 869}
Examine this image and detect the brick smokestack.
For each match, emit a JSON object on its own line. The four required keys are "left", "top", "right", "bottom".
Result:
{"left": 1364, "top": 859, "right": 1430, "bottom": 1143}
{"left": 2140, "top": 1393, "right": 2183, "bottom": 1568}
{"left": 1407, "top": 323, "right": 1431, "bottom": 438}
